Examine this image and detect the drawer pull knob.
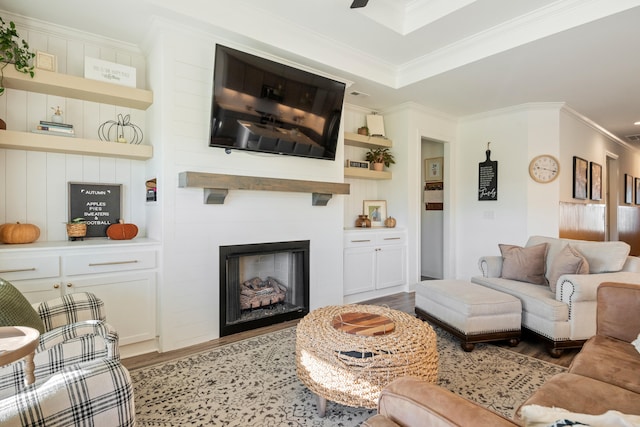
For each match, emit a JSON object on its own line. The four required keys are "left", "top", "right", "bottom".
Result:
{"left": 53, "top": 283, "right": 60, "bottom": 289}
{"left": 88, "top": 260, "right": 139, "bottom": 267}
{"left": 0, "top": 267, "right": 36, "bottom": 273}
{"left": 351, "top": 239, "right": 371, "bottom": 243}
{"left": 66, "top": 283, "right": 72, "bottom": 288}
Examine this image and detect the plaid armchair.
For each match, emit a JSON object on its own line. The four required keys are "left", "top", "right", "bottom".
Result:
{"left": 0, "top": 291, "right": 134, "bottom": 426}
{"left": 0, "top": 292, "right": 119, "bottom": 397}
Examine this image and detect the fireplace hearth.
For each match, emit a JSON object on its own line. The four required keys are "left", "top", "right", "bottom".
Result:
{"left": 220, "top": 240, "right": 310, "bottom": 336}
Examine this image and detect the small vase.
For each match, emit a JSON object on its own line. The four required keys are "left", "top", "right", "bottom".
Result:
{"left": 384, "top": 216, "right": 397, "bottom": 228}
{"left": 355, "top": 215, "right": 371, "bottom": 228}
{"left": 372, "top": 162, "right": 384, "bottom": 171}
{"left": 51, "top": 114, "right": 63, "bottom": 124}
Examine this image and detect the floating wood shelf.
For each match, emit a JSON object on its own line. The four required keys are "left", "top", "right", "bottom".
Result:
{"left": 3, "top": 66, "right": 153, "bottom": 110}
{"left": 0, "top": 129, "right": 152, "bottom": 160}
{"left": 178, "top": 171, "right": 350, "bottom": 206}
{"left": 344, "top": 132, "right": 392, "bottom": 149}
{"left": 344, "top": 167, "right": 392, "bottom": 180}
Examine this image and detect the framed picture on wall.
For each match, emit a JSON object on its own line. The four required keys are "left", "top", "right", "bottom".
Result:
{"left": 363, "top": 200, "right": 387, "bottom": 227}
{"left": 589, "top": 162, "right": 602, "bottom": 201}
{"left": 572, "top": 156, "right": 588, "bottom": 200}
{"left": 425, "top": 157, "right": 443, "bottom": 182}
{"left": 625, "top": 174, "right": 634, "bottom": 204}
{"left": 635, "top": 178, "right": 640, "bottom": 205}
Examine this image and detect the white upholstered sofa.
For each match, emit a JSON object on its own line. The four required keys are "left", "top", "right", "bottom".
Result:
{"left": 471, "top": 235, "right": 640, "bottom": 356}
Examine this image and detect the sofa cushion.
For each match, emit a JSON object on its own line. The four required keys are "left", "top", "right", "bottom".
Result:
{"left": 0, "top": 278, "right": 45, "bottom": 334}
{"left": 547, "top": 244, "right": 589, "bottom": 293}
{"left": 499, "top": 243, "right": 548, "bottom": 285}
{"left": 471, "top": 277, "right": 568, "bottom": 322}
{"left": 569, "top": 335, "right": 640, "bottom": 394}
{"left": 527, "top": 236, "right": 630, "bottom": 275}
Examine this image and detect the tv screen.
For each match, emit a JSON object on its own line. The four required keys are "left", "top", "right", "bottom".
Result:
{"left": 209, "top": 45, "right": 346, "bottom": 161}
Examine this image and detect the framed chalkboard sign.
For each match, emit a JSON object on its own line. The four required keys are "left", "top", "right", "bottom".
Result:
{"left": 69, "top": 182, "right": 122, "bottom": 238}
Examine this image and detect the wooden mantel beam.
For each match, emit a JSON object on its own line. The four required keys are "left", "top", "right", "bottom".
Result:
{"left": 178, "top": 171, "right": 350, "bottom": 206}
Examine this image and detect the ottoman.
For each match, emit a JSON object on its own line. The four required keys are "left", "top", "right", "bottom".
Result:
{"left": 415, "top": 280, "right": 521, "bottom": 351}
{"left": 296, "top": 304, "right": 438, "bottom": 416}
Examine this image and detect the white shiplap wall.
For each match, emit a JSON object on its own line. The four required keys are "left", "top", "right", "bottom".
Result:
{"left": 0, "top": 12, "right": 150, "bottom": 241}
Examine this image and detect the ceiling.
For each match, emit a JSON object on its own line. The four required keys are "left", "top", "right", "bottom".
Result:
{"left": 3, "top": 0, "right": 640, "bottom": 143}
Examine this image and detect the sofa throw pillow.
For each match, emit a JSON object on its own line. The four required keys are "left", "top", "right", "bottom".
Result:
{"left": 547, "top": 244, "right": 590, "bottom": 293}
{"left": 0, "top": 277, "right": 45, "bottom": 334}
{"left": 499, "top": 243, "right": 548, "bottom": 285}
{"left": 520, "top": 404, "right": 640, "bottom": 427}
{"left": 633, "top": 334, "right": 640, "bottom": 355}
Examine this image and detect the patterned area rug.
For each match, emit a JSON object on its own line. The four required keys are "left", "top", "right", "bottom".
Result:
{"left": 131, "top": 326, "right": 565, "bottom": 426}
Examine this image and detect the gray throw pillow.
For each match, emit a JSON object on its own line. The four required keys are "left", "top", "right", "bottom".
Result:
{"left": 0, "top": 278, "right": 45, "bottom": 334}
{"left": 547, "top": 244, "right": 589, "bottom": 293}
{"left": 499, "top": 243, "right": 549, "bottom": 286}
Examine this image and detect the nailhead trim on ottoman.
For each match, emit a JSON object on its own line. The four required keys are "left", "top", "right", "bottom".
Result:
{"left": 415, "top": 280, "right": 522, "bottom": 351}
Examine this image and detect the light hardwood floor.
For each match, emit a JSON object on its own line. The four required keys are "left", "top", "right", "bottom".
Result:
{"left": 122, "top": 292, "right": 578, "bottom": 371}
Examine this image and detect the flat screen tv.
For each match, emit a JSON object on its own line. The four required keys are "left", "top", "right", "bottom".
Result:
{"left": 209, "top": 45, "right": 346, "bottom": 161}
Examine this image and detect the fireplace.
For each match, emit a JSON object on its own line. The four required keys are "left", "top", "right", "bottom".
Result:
{"left": 219, "top": 240, "right": 310, "bottom": 336}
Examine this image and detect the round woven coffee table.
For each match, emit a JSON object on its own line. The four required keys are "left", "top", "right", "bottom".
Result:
{"left": 295, "top": 304, "right": 438, "bottom": 416}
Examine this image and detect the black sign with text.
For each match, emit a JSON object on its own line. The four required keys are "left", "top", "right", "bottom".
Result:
{"left": 69, "top": 183, "right": 122, "bottom": 237}
{"left": 478, "top": 149, "right": 498, "bottom": 201}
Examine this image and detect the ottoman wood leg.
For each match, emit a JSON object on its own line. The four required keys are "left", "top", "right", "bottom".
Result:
{"left": 316, "top": 394, "right": 327, "bottom": 417}
{"left": 461, "top": 342, "right": 475, "bottom": 352}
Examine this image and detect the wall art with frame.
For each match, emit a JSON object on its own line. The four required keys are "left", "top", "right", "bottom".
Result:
{"left": 635, "top": 178, "right": 640, "bottom": 205}
{"left": 424, "top": 157, "right": 443, "bottom": 182}
{"left": 363, "top": 200, "right": 387, "bottom": 227}
{"left": 589, "top": 161, "right": 602, "bottom": 201}
{"left": 572, "top": 156, "right": 588, "bottom": 200}
{"left": 625, "top": 174, "right": 634, "bottom": 204}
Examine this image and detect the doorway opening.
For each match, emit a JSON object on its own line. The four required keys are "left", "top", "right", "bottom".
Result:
{"left": 420, "top": 138, "right": 445, "bottom": 280}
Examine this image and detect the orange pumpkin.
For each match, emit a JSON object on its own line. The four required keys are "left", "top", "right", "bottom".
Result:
{"left": 0, "top": 222, "right": 41, "bottom": 244}
{"left": 106, "top": 220, "right": 138, "bottom": 240}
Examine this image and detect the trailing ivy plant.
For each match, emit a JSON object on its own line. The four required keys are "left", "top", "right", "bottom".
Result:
{"left": 0, "top": 17, "right": 35, "bottom": 96}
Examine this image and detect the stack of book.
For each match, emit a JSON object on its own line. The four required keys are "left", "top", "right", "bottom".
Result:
{"left": 32, "top": 120, "right": 75, "bottom": 137}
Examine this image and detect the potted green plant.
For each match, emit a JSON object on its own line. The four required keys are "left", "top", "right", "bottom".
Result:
{"left": 365, "top": 147, "right": 395, "bottom": 171}
{"left": 0, "top": 17, "right": 35, "bottom": 129}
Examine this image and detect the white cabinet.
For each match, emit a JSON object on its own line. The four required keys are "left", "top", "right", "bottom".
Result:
{"left": 0, "top": 240, "right": 159, "bottom": 356}
{"left": 343, "top": 229, "right": 407, "bottom": 301}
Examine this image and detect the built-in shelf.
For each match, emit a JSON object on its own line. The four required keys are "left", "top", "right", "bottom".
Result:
{"left": 0, "top": 129, "right": 153, "bottom": 160}
{"left": 3, "top": 66, "right": 153, "bottom": 110}
{"left": 344, "top": 132, "right": 392, "bottom": 149}
{"left": 344, "top": 167, "right": 392, "bottom": 180}
{"left": 343, "top": 133, "right": 393, "bottom": 180}
{"left": 178, "top": 171, "right": 350, "bottom": 206}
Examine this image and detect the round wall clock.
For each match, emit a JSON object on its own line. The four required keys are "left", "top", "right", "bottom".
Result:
{"left": 529, "top": 155, "right": 560, "bottom": 183}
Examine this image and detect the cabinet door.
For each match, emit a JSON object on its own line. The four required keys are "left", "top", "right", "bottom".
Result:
{"left": 343, "top": 247, "right": 376, "bottom": 295}
{"left": 12, "top": 278, "right": 63, "bottom": 303}
{"left": 375, "top": 245, "right": 406, "bottom": 289}
{"left": 68, "top": 272, "right": 156, "bottom": 346}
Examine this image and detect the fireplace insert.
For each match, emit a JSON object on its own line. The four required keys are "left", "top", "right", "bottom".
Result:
{"left": 219, "top": 240, "right": 310, "bottom": 336}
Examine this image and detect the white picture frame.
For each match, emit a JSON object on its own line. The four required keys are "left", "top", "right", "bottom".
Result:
{"left": 35, "top": 51, "right": 57, "bottom": 72}
{"left": 425, "top": 157, "right": 443, "bottom": 182}
{"left": 363, "top": 200, "right": 387, "bottom": 227}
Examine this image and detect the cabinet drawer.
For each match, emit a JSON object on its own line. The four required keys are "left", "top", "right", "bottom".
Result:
{"left": 344, "top": 233, "right": 376, "bottom": 248}
{"left": 0, "top": 255, "right": 60, "bottom": 281}
{"left": 63, "top": 250, "right": 157, "bottom": 276}
{"left": 375, "top": 232, "right": 406, "bottom": 245}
